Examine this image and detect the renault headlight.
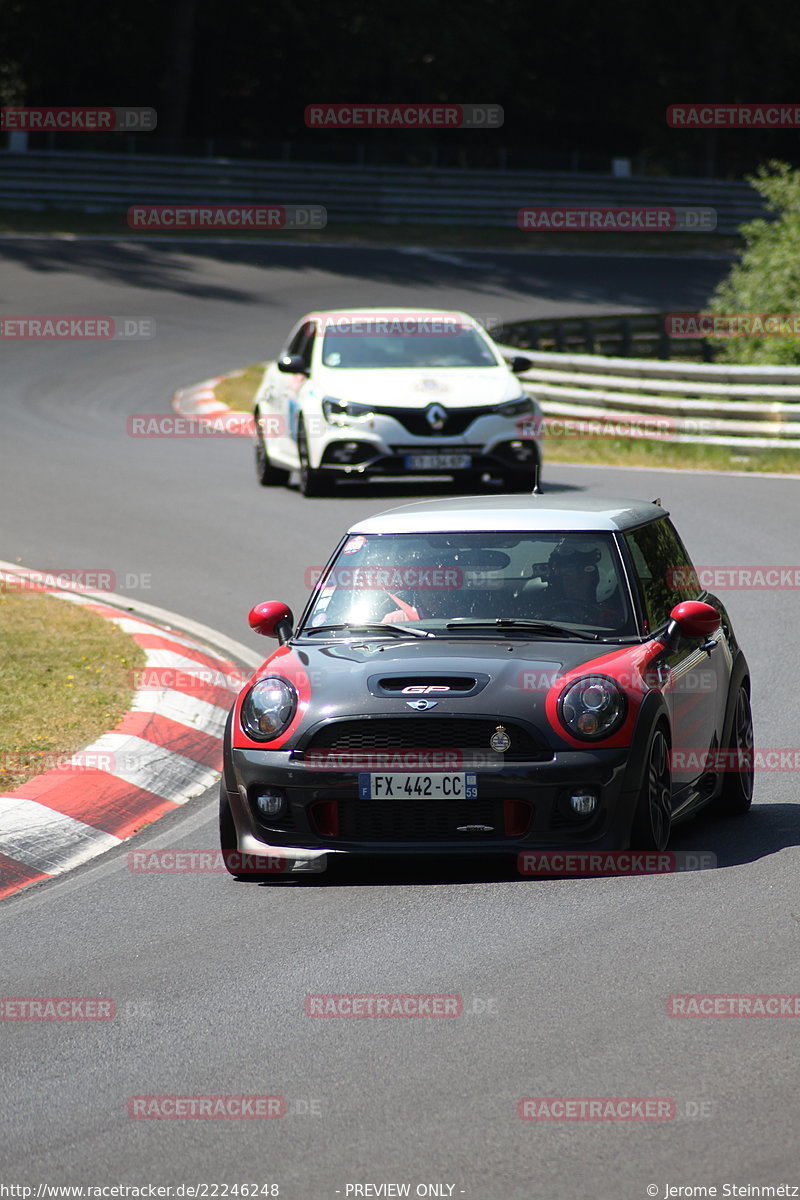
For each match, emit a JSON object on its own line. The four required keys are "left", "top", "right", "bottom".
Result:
{"left": 322, "top": 397, "right": 375, "bottom": 424}
{"left": 497, "top": 396, "right": 535, "bottom": 418}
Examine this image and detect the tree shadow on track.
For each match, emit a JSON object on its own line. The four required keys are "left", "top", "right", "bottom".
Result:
{"left": 0, "top": 239, "right": 731, "bottom": 312}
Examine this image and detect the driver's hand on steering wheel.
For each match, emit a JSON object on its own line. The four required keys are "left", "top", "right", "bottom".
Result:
{"left": 380, "top": 591, "right": 421, "bottom": 624}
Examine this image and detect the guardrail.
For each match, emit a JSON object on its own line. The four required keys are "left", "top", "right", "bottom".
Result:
{"left": 0, "top": 150, "right": 767, "bottom": 232}
{"left": 497, "top": 346, "right": 800, "bottom": 448}
{"left": 498, "top": 313, "right": 717, "bottom": 361}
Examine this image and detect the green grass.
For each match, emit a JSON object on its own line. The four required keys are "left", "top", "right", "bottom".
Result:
{"left": 0, "top": 590, "right": 145, "bottom": 792}
{"left": 214, "top": 363, "right": 265, "bottom": 411}
{"left": 0, "top": 209, "right": 741, "bottom": 254}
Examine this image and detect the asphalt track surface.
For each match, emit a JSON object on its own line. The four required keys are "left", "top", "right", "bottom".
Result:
{"left": 1, "top": 240, "right": 799, "bottom": 1198}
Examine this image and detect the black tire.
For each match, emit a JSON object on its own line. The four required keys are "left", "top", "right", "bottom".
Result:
{"left": 219, "top": 782, "right": 245, "bottom": 877}
{"left": 254, "top": 418, "right": 289, "bottom": 487}
{"left": 297, "top": 418, "right": 334, "bottom": 497}
{"left": 630, "top": 725, "right": 672, "bottom": 851}
{"left": 711, "top": 685, "right": 754, "bottom": 817}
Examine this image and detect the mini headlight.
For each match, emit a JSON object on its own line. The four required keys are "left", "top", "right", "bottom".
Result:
{"left": 240, "top": 677, "right": 297, "bottom": 741}
{"left": 322, "top": 397, "right": 375, "bottom": 423}
{"left": 559, "top": 675, "right": 627, "bottom": 741}
{"left": 497, "top": 396, "right": 535, "bottom": 418}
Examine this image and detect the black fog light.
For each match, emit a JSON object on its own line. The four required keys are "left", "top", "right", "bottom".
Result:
{"left": 254, "top": 789, "right": 286, "bottom": 819}
{"left": 569, "top": 791, "right": 598, "bottom": 816}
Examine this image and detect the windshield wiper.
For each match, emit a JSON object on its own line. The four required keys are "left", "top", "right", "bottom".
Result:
{"left": 301, "top": 623, "right": 433, "bottom": 639}
{"left": 444, "top": 618, "right": 599, "bottom": 641}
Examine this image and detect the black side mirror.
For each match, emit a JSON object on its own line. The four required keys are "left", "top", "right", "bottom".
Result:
{"left": 510, "top": 355, "right": 533, "bottom": 374}
{"left": 277, "top": 354, "right": 308, "bottom": 375}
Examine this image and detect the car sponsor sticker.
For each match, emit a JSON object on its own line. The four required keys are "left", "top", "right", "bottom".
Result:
{"left": 342, "top": 536, "right": 366, "bottom": 555}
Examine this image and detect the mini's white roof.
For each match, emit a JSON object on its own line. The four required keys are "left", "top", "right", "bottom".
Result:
{"left": 350, "top": 494, "right": 666, "bottom": 535}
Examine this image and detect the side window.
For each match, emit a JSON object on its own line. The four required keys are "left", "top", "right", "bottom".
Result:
{"left": 285, "top": 324, "right": 307, "bottom": 357}
{"left": 299, "top": 325, "right": 316, "bottom": 369}
{"left": 284, "top": 322, "right": 316, "bottom": 370}
{"left": 624, "top": 519, "right": 699, "bottom": 632}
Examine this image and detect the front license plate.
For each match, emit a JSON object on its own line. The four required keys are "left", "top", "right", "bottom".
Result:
{"left": 358, "top": 772, "right": 478, "bottom": 799}
{"left": 404, "top": 453, "right": 472, "bottom": 471}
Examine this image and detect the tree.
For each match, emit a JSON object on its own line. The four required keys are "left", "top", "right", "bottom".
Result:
{"left": 707, "top": 162, "right": 800, "bottom": 363}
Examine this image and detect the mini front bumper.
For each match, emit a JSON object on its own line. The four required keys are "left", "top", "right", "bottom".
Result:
{"left": 224, "top": 745, "right": 639, "bottom": 861}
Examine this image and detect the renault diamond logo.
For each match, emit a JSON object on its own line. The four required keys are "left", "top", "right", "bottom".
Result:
{"left": 406, "top": 699, "right": 438, "bottom": 710}
{"left": 425, "top": 403, "right": 448, "bottom": 432}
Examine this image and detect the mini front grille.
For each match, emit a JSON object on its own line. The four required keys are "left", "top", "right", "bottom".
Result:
{"left": 303, "top": 718, "right": 551, "bottom": 761}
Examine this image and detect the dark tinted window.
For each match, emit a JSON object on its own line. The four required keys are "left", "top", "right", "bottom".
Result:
{"left": 624, "top": 519, "right": 700, "bottom": 632}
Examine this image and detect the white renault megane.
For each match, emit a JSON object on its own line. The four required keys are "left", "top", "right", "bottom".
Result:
{"left": 252, "top": 308, "right": 543, "bottom": 495}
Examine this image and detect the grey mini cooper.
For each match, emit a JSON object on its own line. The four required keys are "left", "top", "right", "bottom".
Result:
{"left": 220, "top": 494, "right": 752, "bottom": 875}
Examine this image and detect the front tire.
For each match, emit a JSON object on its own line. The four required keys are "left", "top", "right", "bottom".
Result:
{"left": 630, "top": 725, "right": 672, "bottom": 851}
{"left": 711, "top": 684, "right": 754, "bottom": 817}
{"left": 297, "top": 417, "right": 334, "bottom": 497}
{"left": 254, "top": 417, "right": 289, "bottom": 487}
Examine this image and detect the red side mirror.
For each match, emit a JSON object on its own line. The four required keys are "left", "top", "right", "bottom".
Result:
{"left": 248, "top": 601, "right": 294, "bottom": 640}
{"left": 669, "top": 600, "right": 720, "bottom": 640}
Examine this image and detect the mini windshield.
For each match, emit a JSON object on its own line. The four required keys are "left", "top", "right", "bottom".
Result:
{"left": 320, "top": 320, "right": 498, "bottom": 369}
{"left": 302, "top": 532, "right": 636, "bottom": 637}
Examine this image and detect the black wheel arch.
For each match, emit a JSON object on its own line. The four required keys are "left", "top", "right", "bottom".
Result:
{"left": 619, "top": 689, "right": 672, "bottom": 799}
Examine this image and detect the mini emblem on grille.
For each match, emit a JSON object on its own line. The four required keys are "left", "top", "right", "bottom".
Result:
{"left": 456, "top": 824, "right": 494, "bottom": 833}
{"left": 425, "top": 403, "right": 448, "bottom": 431}
{"left": 490, "top": 725, "right": 511, "bottom": 753}
{"left": 406, "top": 699, "right": 438, "bottom": 710}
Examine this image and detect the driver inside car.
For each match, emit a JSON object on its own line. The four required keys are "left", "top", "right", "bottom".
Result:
{"left": 528, "top": 540, "right": 622, "bottom": 626}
